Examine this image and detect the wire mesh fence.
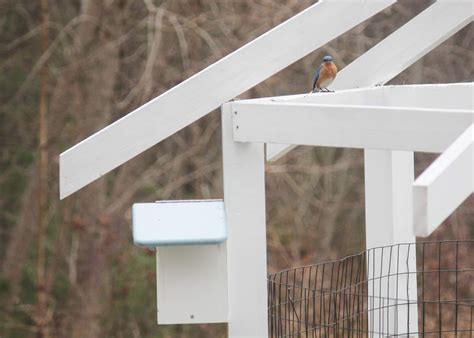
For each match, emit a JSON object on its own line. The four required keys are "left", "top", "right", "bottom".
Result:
{"left": 268, "top": 240, "right": 474, "bottom": 337}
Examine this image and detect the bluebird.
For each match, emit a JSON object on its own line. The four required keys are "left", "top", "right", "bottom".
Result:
{"left": 312, "top": 55, "right": 337, "bottom": 93}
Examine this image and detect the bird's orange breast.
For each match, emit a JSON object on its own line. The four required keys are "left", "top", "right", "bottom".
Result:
{"left": 316, "top": 62, "right": 337, "bottom": 88}
{"left": 324, "top": 62, "right": 337, "bottom": 77}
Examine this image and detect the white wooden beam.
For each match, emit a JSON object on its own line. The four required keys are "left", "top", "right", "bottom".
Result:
{"left": 365, "top": 150, "right": 418, "bottom": 335}
{"left": 232, "top": 101, "right": 472, "bottom": 153}
{"left": 222, "top": 103, "right": 268, "bottom": 337}
{"left": 267, "top": 1, "right": 474, "bottom": 161}
{"left": 59, "top": 0, "right": 395, "bottom": 199}
{"left": 332, "top": 1, "right": 473, "bottom": 90}
{"left": 414, "top": 124, "right": 474, "bottom": 237}
{"left": 284, "top": 83, "right": 473, "bottom": 110}
{"left": 381, "top": 83, "right": 473, "bottom": 110}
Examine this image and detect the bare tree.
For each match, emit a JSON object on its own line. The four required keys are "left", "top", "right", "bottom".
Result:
{"left": 35, "top": 0, "right": 50, "bottom": 336}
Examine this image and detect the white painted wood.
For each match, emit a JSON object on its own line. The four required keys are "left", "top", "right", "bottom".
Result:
{"left": 382, "top": 83, "right": 473, "bottom": 110}
{"left": 132, "top": 200, "right": 226, "bottom": 247}
{"left": 222, "top": 103, "right": 268, "bottom": 338}
{"left": 364, "top": 150, "right": 418, "bottom": 336}
{"left": 414, "top": 124, "right": 474, "bottom": 237}
{"left": 267, "top": 1, "right": 474, "bottom": 161}
{"left": 333, "top": 1, "right": 473, "bottom": 90}
{"left": 156, "top": 244, "right": 228, "bottom": 324}
{"left": 232, "top": 100, "right": 472, "bottom": 153}
{"left": 264, "top": 86, "right": 385, "bottom": 106}
{"left": 283, "top": 83, "right": 473, "bottom": 110}
{"left": 59, "top": 0, "right": 394, "bottom": 199}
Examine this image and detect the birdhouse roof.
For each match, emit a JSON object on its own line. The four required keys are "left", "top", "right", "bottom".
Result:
{"left": 132, "top": 200, "right": 226, "bottom": 247}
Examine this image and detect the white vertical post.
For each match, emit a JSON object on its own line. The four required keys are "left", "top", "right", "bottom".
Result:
{"left": 222, "top": 103, "right": 268, "bottom": 338}
{"left": 364, "top": 150, "right": 418, "bottom": 336}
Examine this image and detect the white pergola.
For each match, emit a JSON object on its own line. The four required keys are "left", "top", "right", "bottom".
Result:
{"left": 59, "top": 1, "right": 473, "bottom": 337}
{"left": 233, "top": 83, "right": 473, "bottom": 236}
{"left": 226, "top": 82, "right": 473, "bottom": 335}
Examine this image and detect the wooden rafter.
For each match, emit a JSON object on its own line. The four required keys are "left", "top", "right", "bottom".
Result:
{"left": 59, "top": 0, "right": 394, "bottom": 199}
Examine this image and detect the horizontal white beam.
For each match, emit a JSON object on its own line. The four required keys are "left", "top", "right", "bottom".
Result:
{"left": 59, "top": 0, "right": 395, "bottom": 199}
{"left": 258, "top": 83, "right": 473, "bottom": 110}
{"left": 413, "top": 124, "right": 474, "bottom": 237}
{"left": 283, "top": 83, "right": 473, "bottom": 110}
{"left": 267, "top": 1, "right": 474, "bottom": 161}
{"left": 382, "top": 83, "right": 473, "bottom": 110}
{"left": 232, "top": 101, "right": 472, "bottom": 152}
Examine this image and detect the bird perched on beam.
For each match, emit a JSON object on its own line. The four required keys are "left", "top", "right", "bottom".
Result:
{"left": 312, "top": 55, "right": 337, "bottom": 93}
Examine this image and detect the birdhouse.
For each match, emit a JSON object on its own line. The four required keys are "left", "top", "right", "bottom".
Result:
{"left": 132, "top": 200, "right": 228, "bottom": 324}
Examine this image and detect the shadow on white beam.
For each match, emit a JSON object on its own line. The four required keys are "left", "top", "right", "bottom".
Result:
{"left": 232, "top": 97, "right": 472, "bottom": 153}
{"left": 414, "top": 124, "right": 474, "bottom": 237}
{"left": 59, "top": 0, "right": 395, "bottom": 199}
{"left": 267, "top": 0, "right": 474, "bottom": 161}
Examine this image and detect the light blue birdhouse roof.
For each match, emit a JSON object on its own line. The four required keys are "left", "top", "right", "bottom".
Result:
{"left": 132, "top": 199, "right": 227, "bottom": 247}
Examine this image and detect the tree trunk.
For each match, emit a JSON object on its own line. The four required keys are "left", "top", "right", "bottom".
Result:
{"left": 36, "top": 0, "right": 50, "bottom": 335}
{"left": 53, "top": 1, "right": 123, "bottom": 337}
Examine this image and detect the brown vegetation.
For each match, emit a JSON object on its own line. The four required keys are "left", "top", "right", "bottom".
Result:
{"left": 0, "top": 0, "right": 472, "bottom": 337}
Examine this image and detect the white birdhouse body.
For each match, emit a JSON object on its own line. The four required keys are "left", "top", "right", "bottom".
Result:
{"left": 133, "top": 200, "right": 228, "bottom": 324}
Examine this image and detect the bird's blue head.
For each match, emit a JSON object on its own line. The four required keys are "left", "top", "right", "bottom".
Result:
{"left": 322, "top": 55, "right": 333, "bottom": 63}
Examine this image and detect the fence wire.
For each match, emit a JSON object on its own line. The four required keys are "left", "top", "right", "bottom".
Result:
{"left": 268, "top": 240, "right": 474, "bottom": 337}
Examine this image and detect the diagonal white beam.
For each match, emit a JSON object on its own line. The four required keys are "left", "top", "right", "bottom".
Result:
{"left": 267, "top": 0, "right": 474, "bottom": 161}
{"left": 331, "top": 0, "right": 473, "bottom": 90}
{"left": 232, "top": 100, "right": 473, "bottom": 153}
{"left": 413, "top": 124, "right": 474, "bottom": 237}
{"left": 59, "top": 0, "right": 395, "bottom": 199}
